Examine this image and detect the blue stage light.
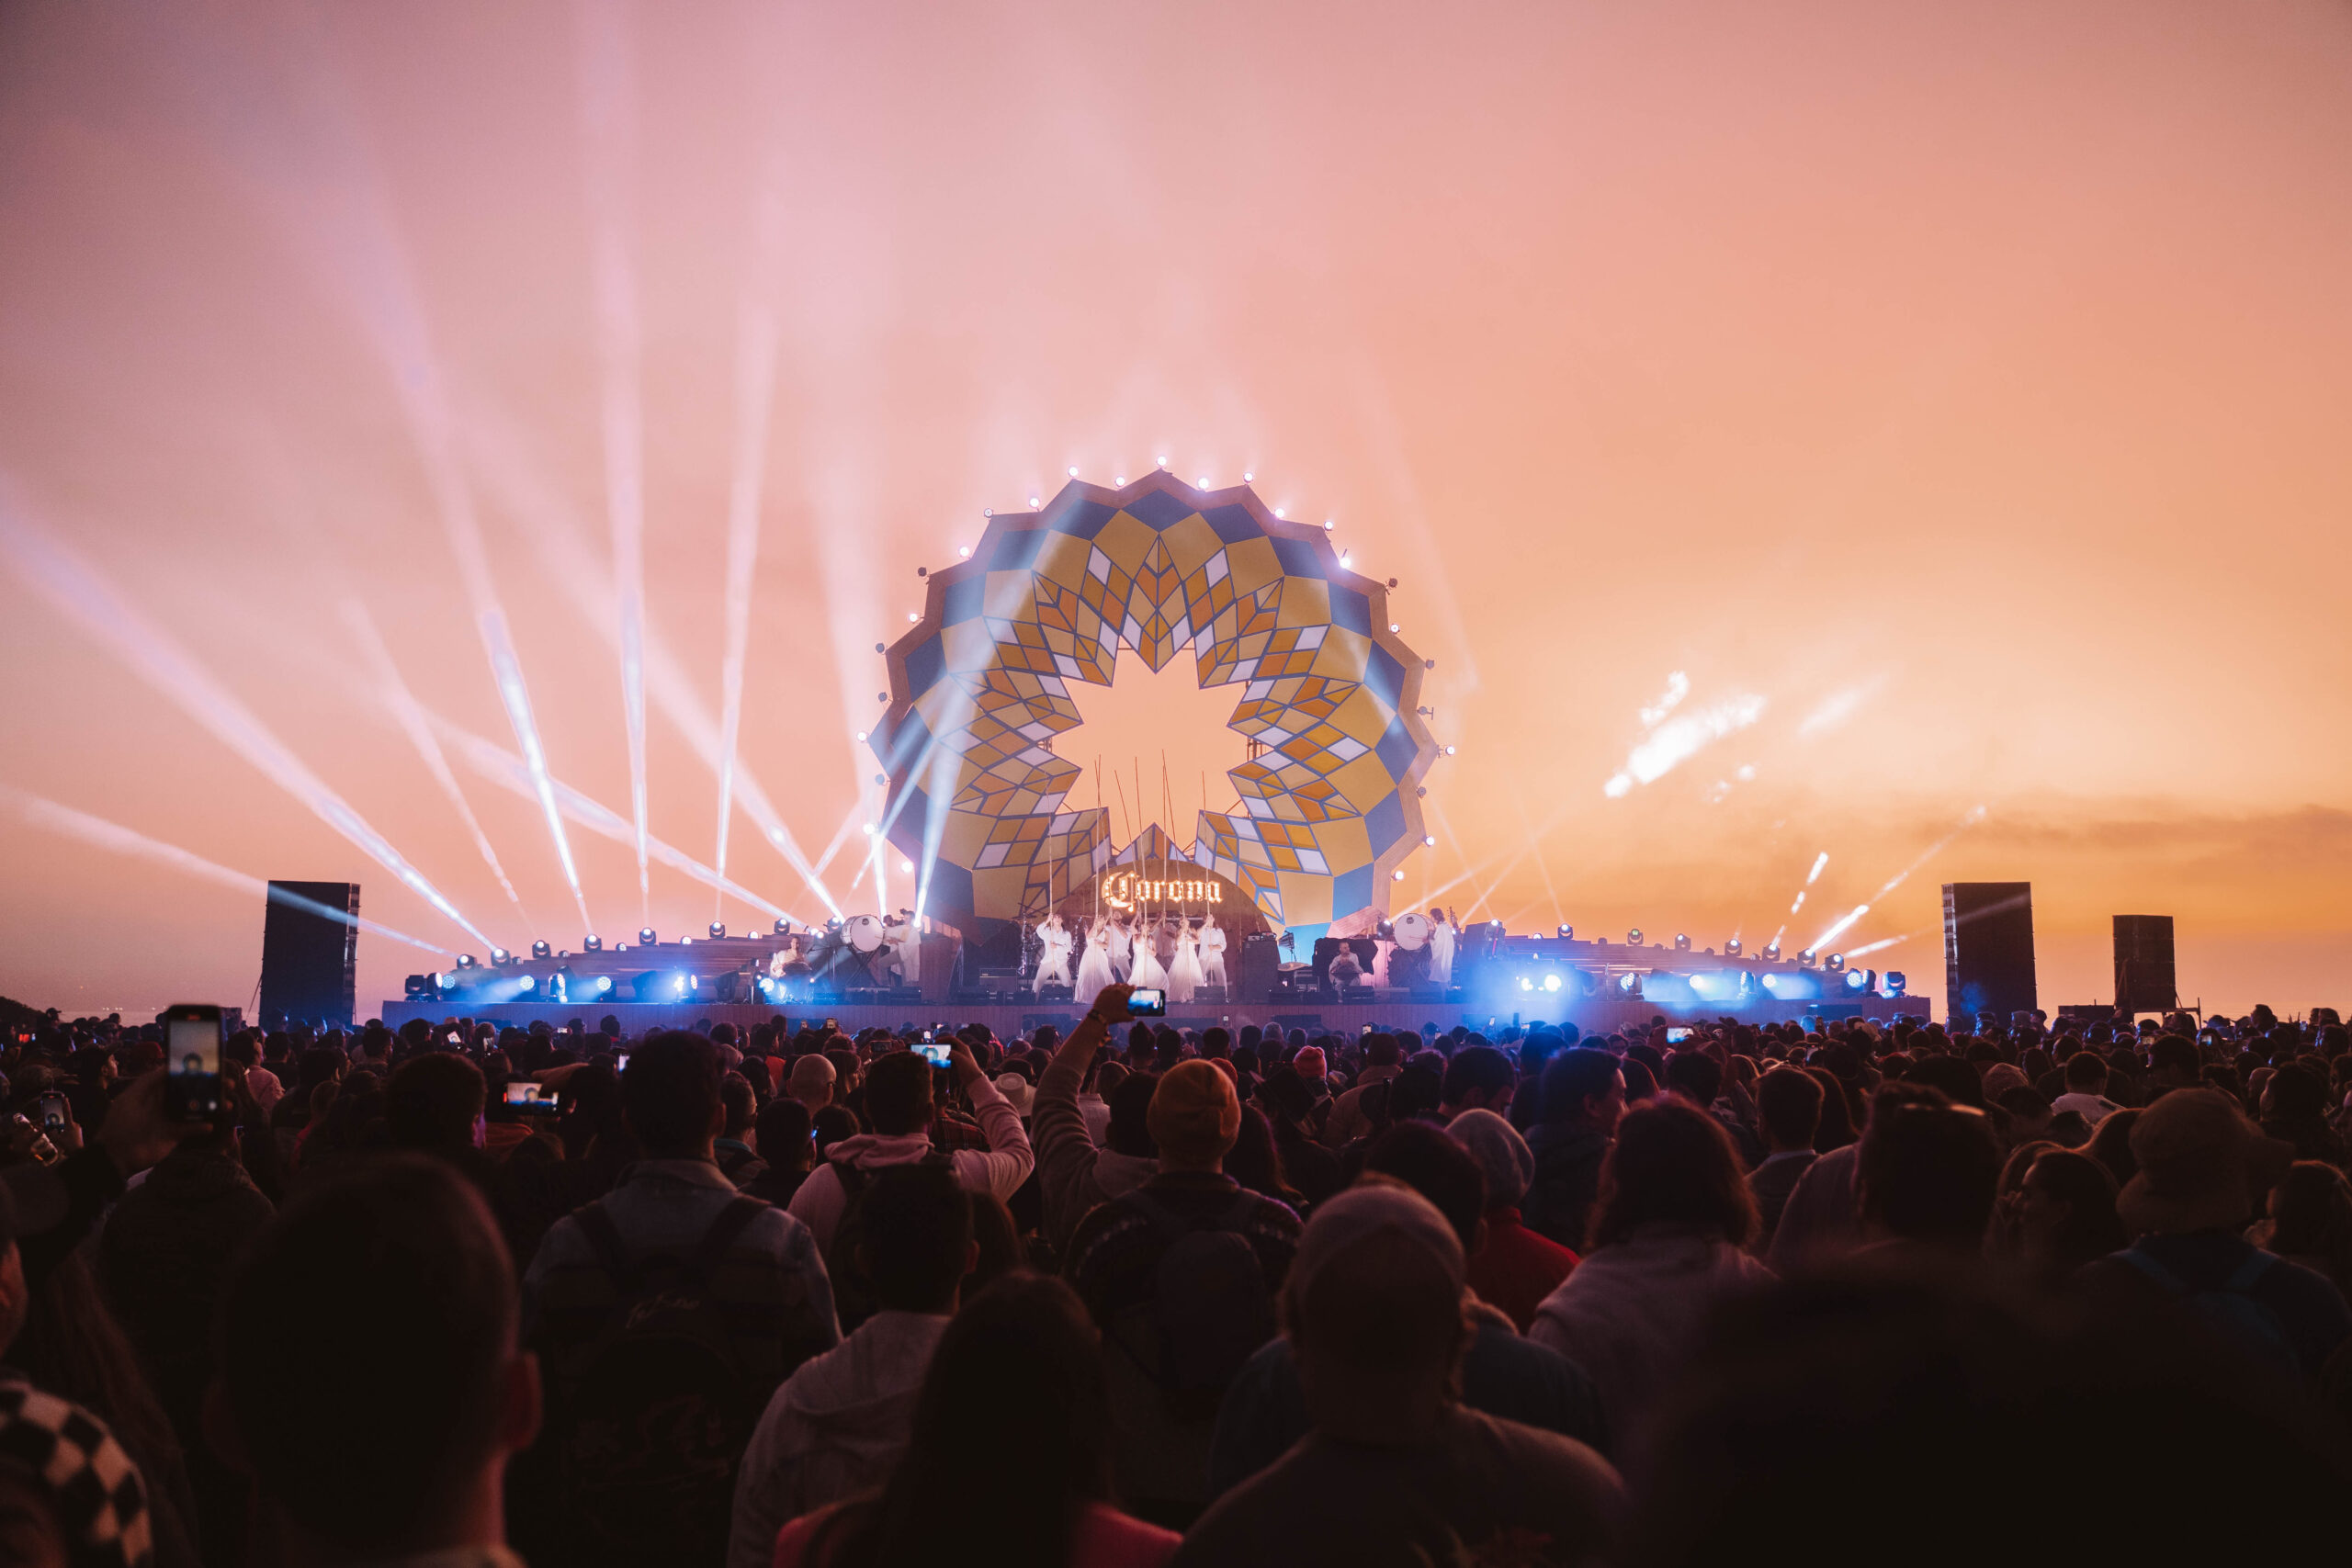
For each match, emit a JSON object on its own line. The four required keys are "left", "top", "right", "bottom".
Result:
{"left": 1761, "top": 973, "right": 1780, "bottom": 991}
{"left": 584, "top": 934, "right": 603, "bottom": 953}
{"left": 1519, "top": 976, "right": 1534, "bottom": 992}
{"left": 1544, "top": 972, "right": 1563, "bottom": 993}
{"left": 1844, "top": 969, "right": 1870, "bottom": 992}
{"left": 594, "top": 976, "right": 614, "bottom": 994}
{"left": 517, "top": 974, "right": 536, "bottom": 992}
{"left": 1884, "top": 971, "right": 1908, "bottom": 997}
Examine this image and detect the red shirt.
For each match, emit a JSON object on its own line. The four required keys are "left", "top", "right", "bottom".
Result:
{"left": 1467, "top": 1207, "right": 1579, "bottom": 1333}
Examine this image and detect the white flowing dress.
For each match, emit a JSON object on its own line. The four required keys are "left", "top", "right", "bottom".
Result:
{"left": 1106, "top": 921, "right": 1134, "bottom": 981}
{"left": 1075, "top": 924, "right": 1117, "bottom": 1001}
{"left": 1129, "top": 934, "right": 1170, "bottom": 993}
{"left": 1169, "top": 929, "right": 1206, "bottom": 1003}
{"left": 1430, "top": 919, "right": 1456, "bottom": 986}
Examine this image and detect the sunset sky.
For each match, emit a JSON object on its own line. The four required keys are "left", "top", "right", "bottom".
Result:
{"left": 4, "top": 0, "right": 2349, "bottom": 1020}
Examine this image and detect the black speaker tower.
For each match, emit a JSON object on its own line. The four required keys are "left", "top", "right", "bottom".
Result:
{"left": 259, "top": 881, "right": 360, "bottom": 1028}
{"left": 1941, "top": 882, "right": 2036, "bottom": 1025}
{"left": 2112, "top": 915, "right": 2177, "bottom": 1015}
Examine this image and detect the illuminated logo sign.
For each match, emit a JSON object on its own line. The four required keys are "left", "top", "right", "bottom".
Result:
{"left": 1102, "top": 869, "right": 1224, "bottom": 911}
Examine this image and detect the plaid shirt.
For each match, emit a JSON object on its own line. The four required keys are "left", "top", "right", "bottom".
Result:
{"left": 0, "top": 1377, "right": 153, "bottom": 1568}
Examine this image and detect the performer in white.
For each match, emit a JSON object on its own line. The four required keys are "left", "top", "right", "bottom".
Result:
{"left": 1374, "top": 922, "right": 1396, "bottom": 988}
{"left": 1106, "top": 914, "right": 1134, "bottom": 982}
{"left": 880, "top": 913, "right": 919, "bottom": 986}
{"left": 1198, "top": 916, "right": 1228, "bottom": 991}
{"left": 1428, "top": 905, "right": 1459, "bottom": 987}
{"left": 1074, "top": 917, "right": 1117, "bottom": 1000}
{"left": 1034, "top": 912, "right": 1074, "bottom": 993}
{"left": 1169, "top": 919, "right": 1206, "bottom": 1003}
{"left": 1128, "top": 919, "right": 1170, "bottom": 993}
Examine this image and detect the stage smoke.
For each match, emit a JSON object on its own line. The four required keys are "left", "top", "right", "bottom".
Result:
{"left": 0, "top": 488, "right": 491, "bottom": 947}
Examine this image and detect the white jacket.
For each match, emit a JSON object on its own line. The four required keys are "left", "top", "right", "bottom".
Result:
{"left": 1528, "top": 1224, "right": 1775, "bottom": 1442}
{"left": 726, "top": 1310, "right": 952, "bottom": 1568}
{"left": 786, "top": 1074, "right": 1033, "bottom": 1253}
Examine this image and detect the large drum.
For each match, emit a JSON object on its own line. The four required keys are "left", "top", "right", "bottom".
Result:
{"left": 844, "top": 915, "right": 888, "bottom": 953}
{"left": 1392, "top": 911, "right": 1431, "bottom": 951}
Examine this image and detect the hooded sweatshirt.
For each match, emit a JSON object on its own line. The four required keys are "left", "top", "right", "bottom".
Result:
{"left": 786, "top": 1074, "right": 1032, "bottom": 1253}
{"left": 1034, "top": 1043, "right": 1159, "bottom": 1253}
{"left": 725, "top": 1311, "right": 951, "bottom": 1568}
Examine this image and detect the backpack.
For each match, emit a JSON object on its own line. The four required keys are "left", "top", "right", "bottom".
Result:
{"left": 2120, "top": 1247, "right": 2301, "bottom": 1376}
{"left": 1108, "top": 1188, "right": 1278, "bottom": 1418}
{"left": 552, "top": 1196, "right": 774, "bottom": 1567}
{"left": 824, "top": 1153, "right": 953, "bottom": 1335}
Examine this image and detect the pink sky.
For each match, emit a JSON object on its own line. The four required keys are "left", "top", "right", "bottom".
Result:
{"left": 3, "top": 0, "right": 2349, "bottom": 1019}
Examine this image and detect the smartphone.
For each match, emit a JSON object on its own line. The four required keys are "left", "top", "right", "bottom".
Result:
{"left": 612, "top": 1049, "right": 632, "bottom": 1074}
{"left": 35, "top": 1093, "right": 68, "bottom": 1135}
{"left": 161, "top": 1002, "right": 224, "bottom": 1122}
{"left": 502, "top": 1081, "right": 560, "bottom": 1114}
{"left": 1126, "top": 988, "right": 1167, "bottom": 1018}
{"left": 914, "top": 1042, "right": 952, "bottom": 1066}
{"left": 446, "top": 1031, "right": 462, "bottom": 1046}
{"left": 1667, "top": 1026, "right": 1692, "bottom": 1044}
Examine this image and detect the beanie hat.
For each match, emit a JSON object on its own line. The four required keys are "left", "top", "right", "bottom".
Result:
{"left": 1147, "top": 1059, "right": 1241, "bottom": 1165}
{"left": 1446, "top": 1109, "right": 1534, "bottom": 1209}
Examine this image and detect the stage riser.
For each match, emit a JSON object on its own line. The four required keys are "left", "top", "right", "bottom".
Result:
{"left": 379, "top": 996, "right": 1855, "bottom": 1037}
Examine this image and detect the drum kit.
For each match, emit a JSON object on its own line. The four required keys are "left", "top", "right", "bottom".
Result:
{"left": 1391, "top": 911, "right": 1430, "bottom": 951}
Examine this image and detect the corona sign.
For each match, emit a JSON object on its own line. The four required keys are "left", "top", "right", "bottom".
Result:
{"left": 1102, "top": 870, "right": 1224, "bottom": 911}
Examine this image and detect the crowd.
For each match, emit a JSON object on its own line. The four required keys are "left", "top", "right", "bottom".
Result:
{"left": 2, "top": 989, "right": 2350, "bottom": 1566}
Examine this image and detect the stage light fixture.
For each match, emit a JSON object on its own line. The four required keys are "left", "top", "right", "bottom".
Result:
{"left": 863, "top": 822, "right": 876, "bottom": 834}
{"left": 1799, "top": 949, "right": 1818, "bottom": 967}
{"left": 1389, "top": 623, "right": 1400, "bottom": 633}
{"left": 1030, "top": 496, "right": 1040, "bottom": 506}
{"left": 1844, "top": 968, "right": 1870, "bottom": 992}
{"left": 1068, "top": 466, "right": 1079, "bottom": 477}
{"left": 1339, "top": 553, "right": 1352, "bottom": 568}
{"left": 1322, "top": 519, "right": 1334, "bottom": 529}
{"left": 1763, "top": 942, "right": 1782, "bottom": 961}
{"left": 1274, "top": 509, "right": 1284, "bottom": 518}
{"left": 672, "top": 975, "right": 689, "bottom": 997}
{"left": 1617, "top": 973, "right": 1643, "bottom": 997}
{"left": 584, "top": 935, "right": 603, "bottom": 953}
{"left": 1444, "top": 745, "right": 1457, "bottom": 756}
{"left": 774, "top": 918, "right": 791, "bottom": 935}
{"left": 907, "top": 612, "right": 919, "bottom": 623}
{"left": 900, "top": 859, "right": 915, "bottom": 874}
{"left": 958, "top": 546, "right": 971, "bottom": 558}
{"left": 1556, "top": 924, "right": 1571, "bottom": 938}
{"left": 1423, "top": 835, "right": 1436, "bottom": 846}
{"left": 457, "top": 953, "right": 478, "bottom": 969}
{"left": 1761, "top": 973, "right": 1780, "bottom": 991}
{"left": 594, "top": 976, "right": 614, "bottom": 994}
{"left": 1884, "top": 971, "right": 1908, "bottom": 997}
{"left": 1675, "top": 933, "right": 1691, "bottom": 952}
{"left": 490, "top": 947, "right": 510, "bottom": 965}
{"left": 1244, "top": 471, "right": 1254, "bottom": 481}
{"left": 709, "top": 922, "right": 727, "bottom": 939}
{"left": 1520, "top": 976, "right": 1534, "bottom": 992}
{"left": 1724, "top": 938, "right": 1742, "bottom": 956}
{"left": 1544, "top": 972, "right": 1563, "bottom": 993}
{"left": 531, "top": 940, "right": 551, "bottom": 959}
{"left": 855, "top": 731, "right": 868, "bottom": 742}
{"left": 1826, "top": 953, "right": 1845, "bottom": 972}
{"left": 1392, "top": 869, "right": 1406, "bottom": 881}
{"left": 1628, "top": 929, "right": 1644, "bottom": 945}
{"left": 639, "top": 927, "right": 657, "bottom": 945}
{"left": 517, "top": 974, "right": 536, "bottom": 992}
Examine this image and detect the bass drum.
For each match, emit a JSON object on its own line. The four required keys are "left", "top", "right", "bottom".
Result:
{"left": 844, "top": 914, "right": 888, "bottom": 953}
{"left": 1392, "top": 911, "right": 1431, "bottom": 952}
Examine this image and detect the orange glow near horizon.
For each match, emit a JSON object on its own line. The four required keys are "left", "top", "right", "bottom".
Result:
{"left": 4, "top": 0, "right": 2351, "bottom": 1019}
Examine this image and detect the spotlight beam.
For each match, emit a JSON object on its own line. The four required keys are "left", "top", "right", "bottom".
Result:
{"left": 713, "top": 160, "right": 786, "bottom": 915}
{"left": 427, "top": 709, "right": 790, "bottom": 919}
{"left": 340, "top": 598, "right": 528, "bottom": 920}
{"left": 458, "top": 406, "right": 841, "bottom": 917}
{"left": 1, "top": 785, "right": 449, "bottom": 953}
{"left": 0, "top": 488, "right": 492, "bottom": 947}
{"left": 577, "top": 0, "right": 652, "bottom": 919}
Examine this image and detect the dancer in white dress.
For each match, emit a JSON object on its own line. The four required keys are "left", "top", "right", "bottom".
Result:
{"left": 1128, "top": 921, "right": 1170, "bottom": 993}
{"left": 1034, "top": 913, "right": 1074, "bottom": 993}
{"left": 1106, "top": 916, "right": 1134, "bottom": 982}
{"left": 1169, "top": 920, "right": 1207, "bottom": 1003}
{"left": 1198, "top": 917, "right": 1228, "bottom": 990}
{"left": 1428, "top": 906, "right": 1458, "bottom": 987}
{"left": 1074, "top": 919, "right": 1117, "bottom": 1000}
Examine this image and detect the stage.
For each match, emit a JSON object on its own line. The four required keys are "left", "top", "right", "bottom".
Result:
{"left": 378, "top": 993, "right": 1865, "bottom": 1040}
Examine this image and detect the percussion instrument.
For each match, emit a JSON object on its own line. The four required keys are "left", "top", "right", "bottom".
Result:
{"left": 844, "top": 914, "right": 888, "bottom": 953}
{"left": 1392, "top": 911, "right": 1431, "bottom": 952}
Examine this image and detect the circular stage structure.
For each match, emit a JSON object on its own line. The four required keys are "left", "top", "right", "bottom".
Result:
{"left": 871, "top": 472, "right": 1442, "bottom": 938}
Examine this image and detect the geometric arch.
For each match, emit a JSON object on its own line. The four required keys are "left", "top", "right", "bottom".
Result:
{"left": 873, "top": 472, "right": 1441, "bottom": 929}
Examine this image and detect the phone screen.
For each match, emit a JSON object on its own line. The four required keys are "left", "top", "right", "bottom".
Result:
{"left": 502, "top": 1081, "right": 559, "bottom": 1113}
{"left": 35, "top": 1094, "right": 68, "bottom": 1134}
{"left": 1126, "top": 987, "right": 1166, "bottom": 1018}
{"left": 164, "top": 1005, "right": 223, "bottom": 1120}
{"left": 915, "top": 1042, "right": 951, "bottom": 1066}
{"left": 1667, "top": 1026, "right": 1692, "bottom": 1044}
{"left": 612, "top": 1049, "right": 631, "bottom": 1074}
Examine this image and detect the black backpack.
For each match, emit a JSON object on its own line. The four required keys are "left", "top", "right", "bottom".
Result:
{"left": 824, "top": 1154, "right": 953, "bottom": 1335}
{"left": 552, "top": 1196, "right": 773, "bottom": 1567}
{"left": 1109, "top": 1188, "right": 1278, "bottom": 1418}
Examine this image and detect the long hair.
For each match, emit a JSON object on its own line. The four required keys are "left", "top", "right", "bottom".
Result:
{"left": 1589, "top": 1099, "right": 1758, "bottom": 1251}
{"left": 813, "top": 1273, "right": 1114, "bottom": 1568}
{"left": 1225, "top": 1104, "right": 1303, "bottom": 1209}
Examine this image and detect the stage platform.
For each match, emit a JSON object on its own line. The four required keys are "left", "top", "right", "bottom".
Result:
{"left": 379, "top": 994, "right": 1855, "bottom": 1039}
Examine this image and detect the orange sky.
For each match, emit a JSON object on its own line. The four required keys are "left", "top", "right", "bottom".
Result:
{"left": 4, "top": 0, "right": 2349, "bottom": 1020}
